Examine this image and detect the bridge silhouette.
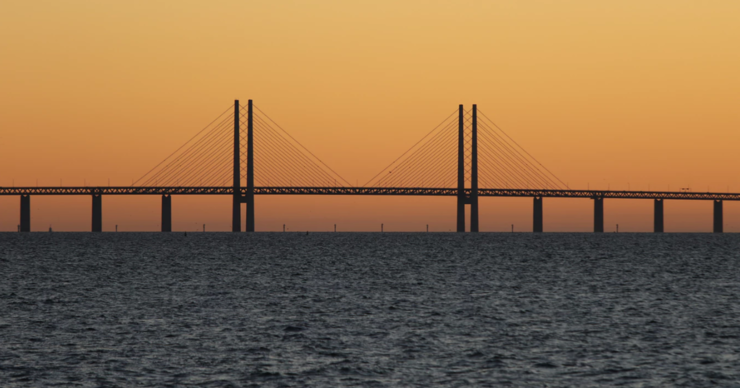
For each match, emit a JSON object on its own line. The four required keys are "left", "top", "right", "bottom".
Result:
{"left": 3, "top": 100, "right": 736, "bottom": 233}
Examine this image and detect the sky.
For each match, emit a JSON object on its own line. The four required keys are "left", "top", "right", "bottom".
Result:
{"left": 1, "top": 1, "right": 740, "bottom": 232}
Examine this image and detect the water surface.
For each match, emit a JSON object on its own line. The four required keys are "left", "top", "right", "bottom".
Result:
{"left": 1, "top": 233, "right": 739, "bottom": 386}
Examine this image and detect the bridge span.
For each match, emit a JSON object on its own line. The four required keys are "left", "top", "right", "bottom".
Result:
{"left": 2, "top": 186, "right": 733, "bottom": 233}
{"left": 3, "top": 100, "right": 733, "bottom": 233}
{"left": 2, "top": 186, "right": 739, "bottom": 201}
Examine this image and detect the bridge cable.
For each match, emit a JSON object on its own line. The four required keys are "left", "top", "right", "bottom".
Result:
{"left": 370, "top": 116, "right": 458, "bottom": 187}
{"left": 478, "top": 110, "right": 569, "bottom": 189}
{"left": 140, "top": 113, "right": 234, "bottom": 186}
{"left": 477, "top": 122, "right": 560, "bottom": 189}
{"left": 149, "top": 119, "right": 234, "bottom": 186}
{"left": 252, "top": 118, "right": 341, "bottom": 186}
{"left": 373, "top": 121, "right": 457, "bottom": 187}
{"left": 251, "top": 112, "right": 346, "bottom": 186}
{"left": 134, "top": 105, "right": 233, "bottom": 186}
{"left": 254, "top": 105, "right": 351, "bottom": 186}
{"left": 364, "top": 109, "right": 458, "bottom": 187}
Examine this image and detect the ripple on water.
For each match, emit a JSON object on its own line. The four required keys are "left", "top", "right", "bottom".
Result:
{"left": 1, "top": 232, "right": 739, "bottom": 386}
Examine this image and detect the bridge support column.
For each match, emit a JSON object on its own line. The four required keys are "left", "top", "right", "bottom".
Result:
{"left": 161, "top": 195, "right": 172, "bottom": 232}
{"left": 246, "top": 99, "right": 255, "bottom": 232}
{"left": 713, "top": 200, "right": 723, "bottom": 233}
{"left": 654, "top": 199, "right": 664, "bottom": 233}
{"left": 20, "top": 195, "right": 30, "bottom": 232}
{"left": 593, "top": 197, "right": 604, "bottom": 233}
{"left": 470, "top": 104, "right": 479, "bottom": 232}
{"left": 232, "top": 100, "right": 241, "bottom": 232}
{"left": 92, "top": 194, "right": 102, "bottom": 232}
{"left": 457, "top": 197, "right": 465, "bottom": 232}
{"left": 456, "top": 104, "right": 465, "bottom": 232}
{"left": 533, "top": 197, "right": 543, "bottom": 233}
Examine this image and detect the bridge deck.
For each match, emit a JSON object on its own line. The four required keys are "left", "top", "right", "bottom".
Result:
{"left": 1, "top": 186, "right": 738, "bottom": 201}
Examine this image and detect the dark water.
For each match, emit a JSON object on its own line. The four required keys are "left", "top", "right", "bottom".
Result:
{"left": 1, "top": 233, "right": 739, "bottom": 387}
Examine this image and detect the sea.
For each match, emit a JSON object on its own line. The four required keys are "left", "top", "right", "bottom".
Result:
{"left": 1, "top": 232, "right": 739, "bottom": 387}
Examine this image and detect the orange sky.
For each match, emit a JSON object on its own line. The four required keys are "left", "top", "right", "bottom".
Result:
{"left": 2, "top": 1, "right": 740, "bottom": 232}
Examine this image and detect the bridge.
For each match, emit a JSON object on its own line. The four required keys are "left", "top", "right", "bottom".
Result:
{"left": 2, "top": 100, "right": 733, "bottom": 233}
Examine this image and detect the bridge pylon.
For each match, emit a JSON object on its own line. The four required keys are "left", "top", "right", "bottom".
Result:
{"left": 246, "top": 99, "right": 255, "bottom": 232}
{"left": 232, "top": 99, "right": 255, "bottom": 232}
{"left": 232, "top": 100, "right": 241, "bottom": 232}
{"left": 457, "top": 105, "right": 465, "bottom": 232}
{"left": 457, "top": 104, "right": 479, "bottom": 232}
{"left": 470, "top": 104, "right": 479, "bottom": 232}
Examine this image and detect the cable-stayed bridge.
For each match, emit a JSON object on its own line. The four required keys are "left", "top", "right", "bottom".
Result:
{"left": 2, "top": 100, "right": 735, "bottom": 233}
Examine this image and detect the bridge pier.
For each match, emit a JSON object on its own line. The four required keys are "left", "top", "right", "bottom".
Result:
{"left": 20, "top": 195, "right": 30, "bottom": 232}
{"left": 654, "top": 199, "right": 664, "bottom": 233}
{"left": 593, "top": 197, "right": 604, "bottom": 233}
{"left": 92, "top": 194, "right": 102, "bottom": 232}
{"left": 714, "top": 200, "right": 723, "bottom": 233}
{"left": 161, "top": 194, "right": 172, "bottom": 232}
{"left": 533, "top": 197, "right": 543, "bottom": 232}
{"left": 457, "top": 197, "right": 465, "bottom": 232}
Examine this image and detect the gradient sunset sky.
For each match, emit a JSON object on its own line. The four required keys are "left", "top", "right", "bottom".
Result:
{"left": 1, "top": 1, "right": 739, "bottom": 232}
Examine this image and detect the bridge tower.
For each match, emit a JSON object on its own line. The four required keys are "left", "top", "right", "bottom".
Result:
{"left": 457, "top": 105, "right": 465, "bottom": 232}
{"left": 456, "top": 104, "right": 479, "bottom": 232}
{"left": 246, "top": 100, "right": 255, "bottom": 232}
{"left": 232, "top": 99, "right": 255, "bottom": 232}
{"left": 470, "top": 105, "right": 479, "bottom": 232}
{"left": 232, "top": 100, "right": 241, "bottom": 232}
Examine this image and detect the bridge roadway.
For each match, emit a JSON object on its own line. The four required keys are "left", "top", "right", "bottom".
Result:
{"left": 4, "top": 186, "right": 731, "bottom": 233}
{"left": 2, "top": 186, "right": 740, "bottom": 201}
